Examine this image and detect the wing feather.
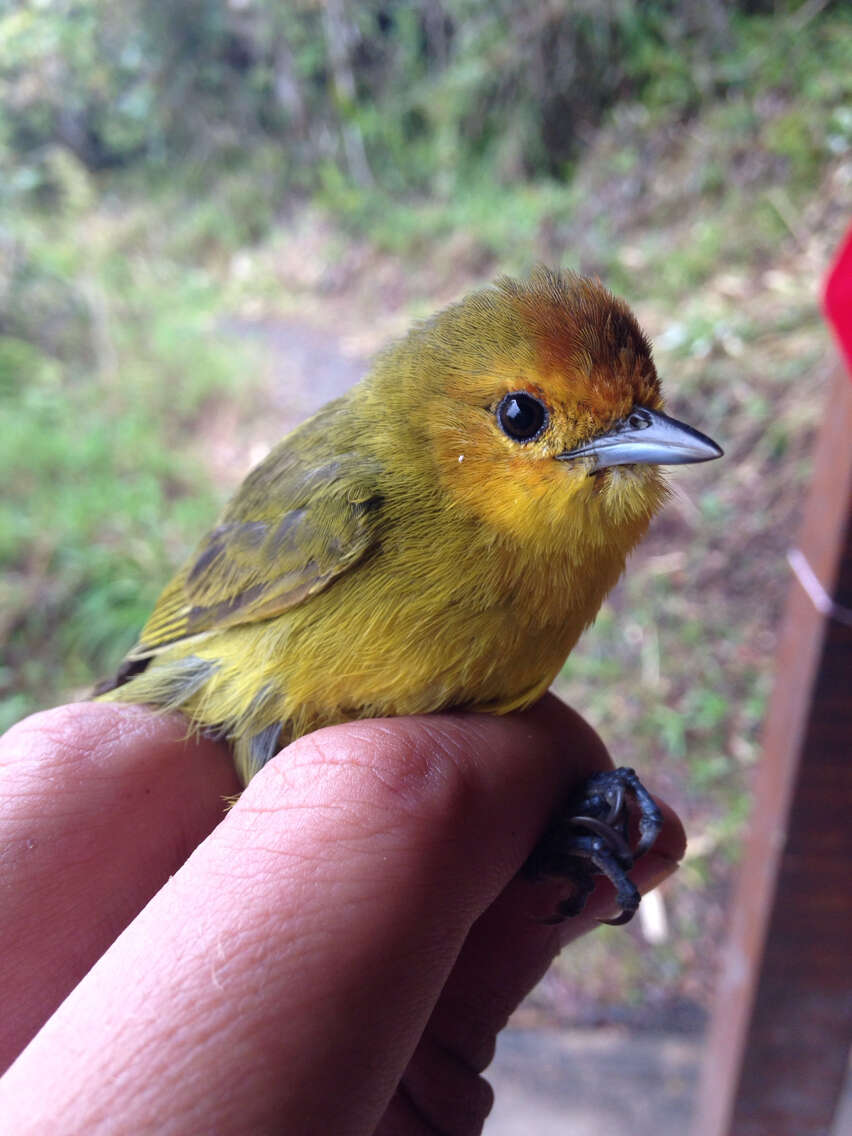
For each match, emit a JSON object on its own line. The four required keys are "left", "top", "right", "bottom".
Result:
{"left": 129, "top": 452, "right": 384, "bottom": 658}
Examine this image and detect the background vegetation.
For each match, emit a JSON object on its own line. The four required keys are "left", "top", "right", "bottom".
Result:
{"left": 2, "top": 0, "right": 851, "bottom": 1026}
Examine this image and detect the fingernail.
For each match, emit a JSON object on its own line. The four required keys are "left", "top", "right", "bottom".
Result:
{"left": 637, "top": 849, "right": 681, "bottom": 889}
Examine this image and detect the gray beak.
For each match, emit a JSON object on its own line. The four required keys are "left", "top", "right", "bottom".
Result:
{"left": 556, "top": 406, "right": 723, "bottom": 471}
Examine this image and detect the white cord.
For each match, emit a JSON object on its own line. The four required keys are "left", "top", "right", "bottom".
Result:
{"left": 787, "top": 548, "right": 852, "bottom": 628}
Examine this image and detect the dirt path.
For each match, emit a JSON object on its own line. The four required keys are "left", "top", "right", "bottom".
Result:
{"left": 201, "top": 314, "right": 370, "bottom": 488}
{"left": 225, "top": 315, "right": 368, "bottom": 428}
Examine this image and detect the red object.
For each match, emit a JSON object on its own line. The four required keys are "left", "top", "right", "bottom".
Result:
{"left": 824, "top": 223, "right": 852, "bottom": 376}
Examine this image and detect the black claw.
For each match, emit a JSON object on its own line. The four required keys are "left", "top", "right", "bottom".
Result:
{"left": 600, "top": 905, "right": 638, "bottom": 927}
{"left": 568, "top": 814, "right": 634, "bottom": 862}
{"left": 525, "top": 766, "right": 662, "bottom": 924}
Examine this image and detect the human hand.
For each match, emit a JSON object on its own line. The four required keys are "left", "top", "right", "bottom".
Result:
{"left": 0, "top": 695, "right": 684, "bottom": 1134}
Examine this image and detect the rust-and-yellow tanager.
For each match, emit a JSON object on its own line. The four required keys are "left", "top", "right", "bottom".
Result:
{"left": 98, "top": 269, "right": 721, "bottom": 800}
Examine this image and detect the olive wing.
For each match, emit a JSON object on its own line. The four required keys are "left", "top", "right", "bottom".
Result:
{"left": 130, "top": 455, "right": 384, "bottom": 657}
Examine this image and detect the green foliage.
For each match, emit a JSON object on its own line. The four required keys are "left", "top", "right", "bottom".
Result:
{"left": 0, "top": 0, "right": 155, "bottom": 185}
{"left": 0, "top": 194, "right": 259, "bottom": 728}
{"left": 3, "top": 0, "right": 848, "bottom": 222}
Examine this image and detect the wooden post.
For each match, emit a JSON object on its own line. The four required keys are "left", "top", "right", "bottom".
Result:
{"left": 693, "top": 361, "right": 852, "bottom": 1135}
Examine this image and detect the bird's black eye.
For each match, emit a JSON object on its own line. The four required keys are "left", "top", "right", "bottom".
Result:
{"left": 496, "top": 392, "right": 548, "bottom": 443}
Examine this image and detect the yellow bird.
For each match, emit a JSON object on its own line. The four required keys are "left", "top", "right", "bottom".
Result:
{"left": 98, "top": 268, "right": 721, "bottom": 919}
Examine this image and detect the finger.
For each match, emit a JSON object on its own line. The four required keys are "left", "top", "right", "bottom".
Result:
{"left": 408, "top": 799, "right": 684, "bottom": 1097}
{"left": 0, "top": 702, "right": 240, "bottom": 1071}
{"left": 389, "top": 803, "right": 683, "bottom": 1133}
{"left": 0, "top": 696, "right": 633, "bottom": 1134}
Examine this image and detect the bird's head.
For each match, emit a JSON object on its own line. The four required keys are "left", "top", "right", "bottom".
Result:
{"left": 380, "top": 268, "right": 721, "bottom": 551}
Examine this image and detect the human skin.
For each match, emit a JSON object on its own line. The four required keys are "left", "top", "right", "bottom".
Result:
{"left": 0, "top": 695, "right": 684, "bottom": 1135}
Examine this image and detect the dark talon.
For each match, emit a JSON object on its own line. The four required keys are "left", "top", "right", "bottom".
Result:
{"left": 525, "top": 766, "right": 662, "bottom": 924}
{"left": 603, "top": 784, "right": 624, "bottom": 825}
{"left": 568, "top": 814, "right": 633, "bottom": 862}
{"left": 600, "top": 907, "right": 637, "bottom": 927}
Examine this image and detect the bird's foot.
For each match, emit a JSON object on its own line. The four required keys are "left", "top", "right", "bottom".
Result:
{"left": 524, "top": 766, "right": 663, "bottom": 926}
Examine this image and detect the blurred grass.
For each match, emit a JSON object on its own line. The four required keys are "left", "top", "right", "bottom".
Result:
{"left": 0, "top": 183, "right": 261, "bottom": 729}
